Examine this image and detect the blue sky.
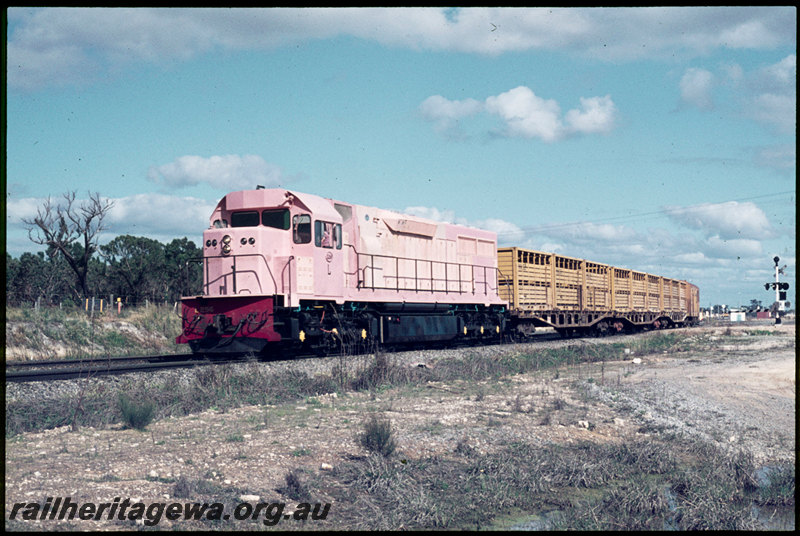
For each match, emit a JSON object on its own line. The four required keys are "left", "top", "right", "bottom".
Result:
{"left": 4, "top": 7, "right": 796, "bottom": 307}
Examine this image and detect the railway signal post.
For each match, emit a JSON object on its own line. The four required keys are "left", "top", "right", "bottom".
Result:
{"left": 764, "top": 256, "right": 790, "bottom": 324}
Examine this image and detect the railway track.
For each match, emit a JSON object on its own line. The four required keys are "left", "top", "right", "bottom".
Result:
{"left": 4, "top": 335, "right": 550, "bottom": 383}
{"left": 4, "top": 327, "right": 673, "bottom": 383}
{"left": 4, "top": 353, "right": 250, "bottom": 383}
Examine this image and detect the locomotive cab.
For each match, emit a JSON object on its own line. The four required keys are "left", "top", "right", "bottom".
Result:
{"left": 200, "top": 189, "right": 344, "bottom": 305}
{"left": 177, "top": 189, "right": 347, "bottom": 353}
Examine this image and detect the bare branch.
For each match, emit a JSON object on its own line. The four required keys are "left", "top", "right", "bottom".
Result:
{"left": 22, "top": 190, "right": 115, "bottom": 298}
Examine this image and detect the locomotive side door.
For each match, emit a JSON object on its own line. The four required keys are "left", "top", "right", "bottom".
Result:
{"left": 313, "top": 219, "right": 344, "bottom": 300}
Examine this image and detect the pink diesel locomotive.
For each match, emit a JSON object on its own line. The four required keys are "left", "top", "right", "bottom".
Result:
{"left": 176, "top": 188, "right": 507, "bottom": 354}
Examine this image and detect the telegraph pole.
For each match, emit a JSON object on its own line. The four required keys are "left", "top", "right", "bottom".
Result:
{"left": 764, "top": 256, "right": 790, "bottom": 324}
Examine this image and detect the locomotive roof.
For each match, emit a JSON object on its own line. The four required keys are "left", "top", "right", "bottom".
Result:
{"left": 214, "top": 189, "right": 342, "bottom": 223}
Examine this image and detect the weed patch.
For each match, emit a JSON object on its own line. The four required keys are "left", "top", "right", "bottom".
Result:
{"left": 359, "top": 415, "right": 397, "bottom": 457}
{"left": 314, "top": 436, "right": 787, "bottom": 530}
{"left": 118, "top": 393, "right": 155, "bottom": 430}
{"left": 281, "top": 469, "right": 312, "bottom": 502}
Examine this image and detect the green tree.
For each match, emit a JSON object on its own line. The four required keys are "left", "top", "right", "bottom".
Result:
{"left": 164, "top": 237, "right": 202, "bottom": 301}
{"left": 6, "top": 251, "right": 73, "bottom": 305}
{"left": 100, "top": 235, "right": 166, "bottom": 303}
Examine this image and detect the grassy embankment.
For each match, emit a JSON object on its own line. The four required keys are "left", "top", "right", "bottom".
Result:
{"left": 5, "top": 304, "right": 186, "bottom": 360}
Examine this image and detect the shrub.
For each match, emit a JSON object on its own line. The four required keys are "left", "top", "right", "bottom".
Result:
{"left": 118, "top": 393, "right": 155, "bottom": 430}
{"left": 173, "top": 476, "right": 194, "bottom": 499}
{"left": 360, "top": 415, "right": 397, "bottom": 457}
{"left": 283, "top": 469, "right": 311, "bottom": 501}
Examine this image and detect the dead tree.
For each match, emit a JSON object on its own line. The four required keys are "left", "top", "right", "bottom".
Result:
{"left": 23, "top": 191, "right": 115, "bottom": 300}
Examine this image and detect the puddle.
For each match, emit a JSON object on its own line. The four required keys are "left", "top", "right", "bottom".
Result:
{"left": 752, "top": 504, "right": 795, "bottom": 531}
{"left": 506, "top": 510, "right": 564, "bottom": 531}
{"left": 752, "top": 465, "right": 795, "bottom": 530}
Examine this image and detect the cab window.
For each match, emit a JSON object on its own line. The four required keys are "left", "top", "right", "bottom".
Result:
{"left": 292, "top": 214, "right": 312, "bottom": 244}
{"left": 314, "top": 221, "right": 342, "bottom": 249}
{"left": 231, "top": 211, "right": 259, "bottom": 227}
{"left": 262, "top": 209, "right": 290, "bottom": 230}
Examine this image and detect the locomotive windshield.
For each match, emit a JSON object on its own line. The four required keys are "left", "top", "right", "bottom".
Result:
{"left": 262, "top": 209, "right": 290, "bottom": 230}
{"left": 231, "top": 211, "right": 259, "bottom": 227}
{"left": 230, "top": 209, "right": 291, "bottom": 229}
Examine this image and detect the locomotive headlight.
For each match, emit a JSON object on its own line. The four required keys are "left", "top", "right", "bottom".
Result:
{"left": 241, "top": 237, "right": 247, "bottom": 245}
{"left": 248, "top": 237, "right": 255, "bottom": 245}
{"left": 222, "top": 235, "right": 232, "bottom": 245}
{"left": 222, "top": 244, "right": 232, "bottom": 255}
{"left": 206, "top": 240, "right": 212, "bottom": 247}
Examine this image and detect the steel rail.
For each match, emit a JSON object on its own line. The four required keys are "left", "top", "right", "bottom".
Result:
{"left": 6, "top": 353, "right": 193, "bottom": 368}
{"left": 5, "top": 354, "right": 251, "bottom": 383}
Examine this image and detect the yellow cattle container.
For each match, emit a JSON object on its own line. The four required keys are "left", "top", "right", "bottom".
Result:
{"left": 498, "top": 246, "right": 696, "bottom": 318}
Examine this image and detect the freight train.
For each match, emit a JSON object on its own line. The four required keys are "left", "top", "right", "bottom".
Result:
{"left": 176, "top": 188, "right": 699, "bottom": 355}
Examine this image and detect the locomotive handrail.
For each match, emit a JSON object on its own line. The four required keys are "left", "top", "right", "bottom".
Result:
{"left": 281, "top": 255, "right": 294, "bottom": 305}
{"left": 203, "top": 253, "right": 277, "bottom": 296}
{"left": 356, "top": 251, "right": 497, "bottom": 296}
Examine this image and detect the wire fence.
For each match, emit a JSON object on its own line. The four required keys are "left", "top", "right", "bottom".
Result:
{"left": 9, "top": 295, "right": 180, "bottom": 315}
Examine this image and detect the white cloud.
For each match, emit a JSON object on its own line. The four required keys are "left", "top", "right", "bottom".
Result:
{"left": 675, "top": 54, "right": 796, "bottom": 134}
{"left": 8, "top": 7, "right": 796, "bottom": 91}
{"left": 761, "top": 54, "right": 796, "bottom": 86}
{"left": 749, "top": 93, "right": 796, "bottom": 135}
{"left": 666, "top": 201, "right": 773, "bottom": 240}
{"left": 472, "top": 218, "right": 526, "bottom": 244}
{"left": 107, "top": 193, "right": 216, "bottom": 238}
{"left": 673, "top": 252, "right": 709, "bottom": 264}
{"left": 485, "top": 86, "right": 565, "bottom": 142}
{"left": 424, "top": 86, "right": 618, "bottom": 142}
{"left": 418, "top": 95, "right": 483, "bottom": 134}
{"left": 402, "top": 205, "right": 456, "bottom": 224}
{"left": 680, "top": 67, "right": 715, "bottom": 109}
{"left": 564, "top": 95, "right": 617, "bottom": 134}
{"left": 148, "top": 154, "right": 286, "bottom": 191}
{"left": 538, "top": 242, "right": 565, "bottom": 253}
{"left": 4, "top": 197, "right": 45, "bottom": 224}
{"left": 564, "top": 222, "right": 638, "bottom": 242}
{"left": 5, "top": 192, "right": 217, "bottom": 254}
{"left": 755, "top": 144, "right": 796, "bottom": 171}
{"left": 401, "top": 205, "right": 524, "bottom": 243}
{"left": 746, "top": 55, "right": 796, "bottom": 134}
{"left": 705, "top": 235, "right": 764, "bottom": 258}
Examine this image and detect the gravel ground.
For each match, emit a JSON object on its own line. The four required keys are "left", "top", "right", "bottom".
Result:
{"left": 587, "top": 337, "right": 795, "bottom": 464}
{"left": 5, "top": 320, "right": 795, "bottom": 530}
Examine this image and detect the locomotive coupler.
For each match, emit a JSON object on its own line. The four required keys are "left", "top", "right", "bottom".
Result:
{"left": 213, "top": 314, "right": 234, "bottom": 333}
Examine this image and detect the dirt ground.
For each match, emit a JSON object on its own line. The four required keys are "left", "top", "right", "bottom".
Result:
{"left": 5, "top": 320, "right": 795, "bottom": 530}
